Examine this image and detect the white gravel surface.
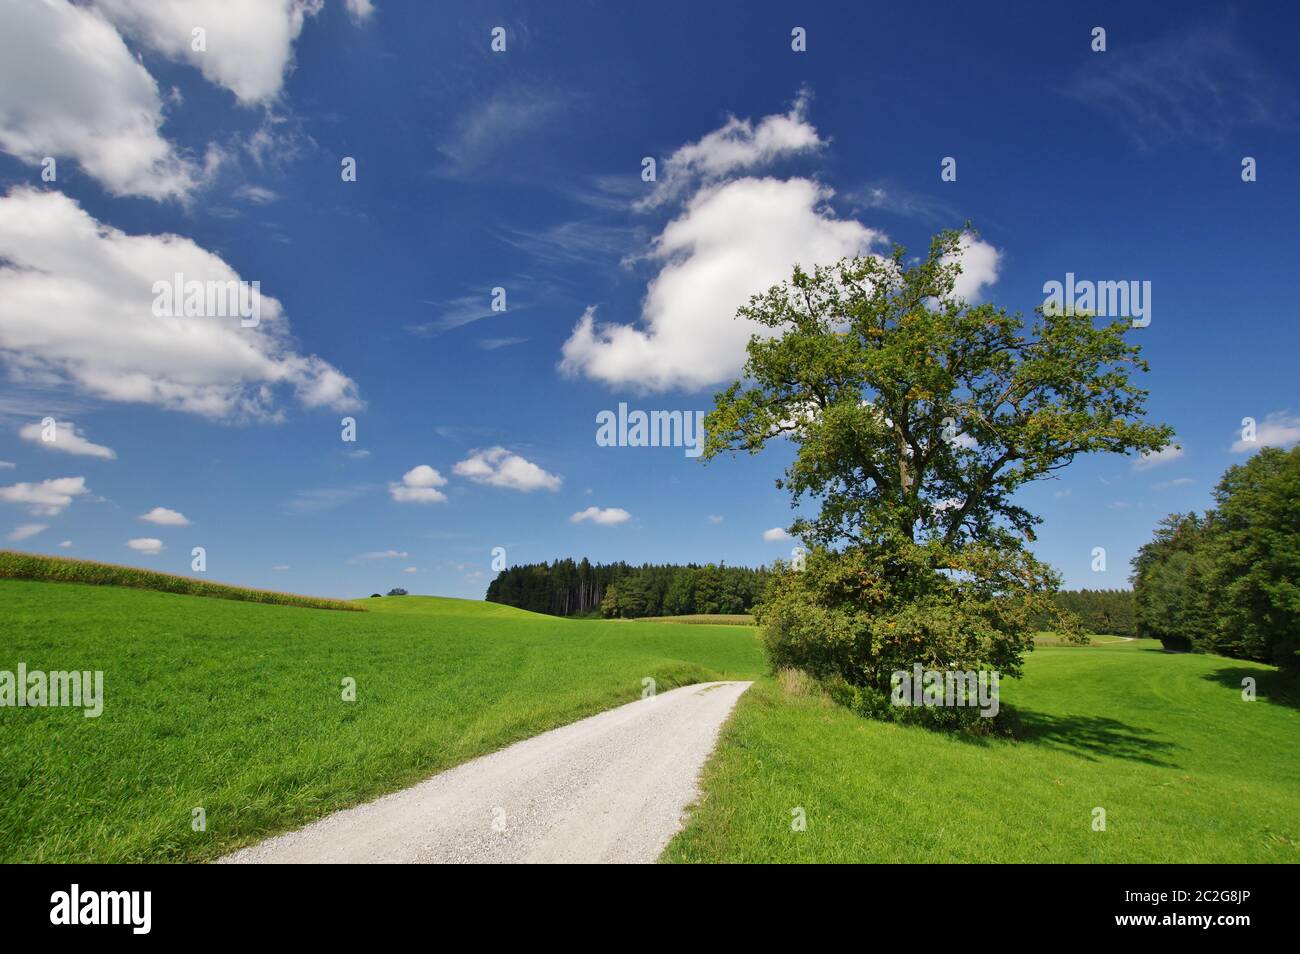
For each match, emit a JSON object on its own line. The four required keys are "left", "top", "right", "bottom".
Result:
{"left": 219, "top": 680, "right": 751, "bottom": 864}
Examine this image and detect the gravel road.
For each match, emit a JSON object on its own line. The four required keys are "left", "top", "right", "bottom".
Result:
{"left": 219, "top": 680, "right": 751, "bottom": 864}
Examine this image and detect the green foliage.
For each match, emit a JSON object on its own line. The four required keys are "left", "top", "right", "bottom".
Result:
{"left": 1133, "top": 447, "right": 1300, "bottom": 670}
{"left": 703, "top": 230, "right": 1167, "bottom": 709}
{"left": 757, "top": 545, "right": 1076, "bottom": 731}
{"left": 0, "top": 550, "right": 362, "bottom": 612}
{"left": 486, "top": 558, "right": 770, "bottom": 619}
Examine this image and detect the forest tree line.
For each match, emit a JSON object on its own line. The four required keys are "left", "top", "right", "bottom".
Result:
{"left": 1029, "top": 589, "right": 1136, "bottom": 636}
{"left": 486, "top": 558, "right": 1148, "bottom": 631}
{"left": 485, "top": 559, "right": 771, "bottom": 618}
{"left": 1131, "top": 446, "right": 1298, "bottom": 670}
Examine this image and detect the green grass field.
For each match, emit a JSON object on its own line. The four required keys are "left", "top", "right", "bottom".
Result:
{"left": 633, "top": 614, "right": 757, "bottom": 626}
{"left": 664, "top": 639, "right": 1300, "bottom": 863}
{"left": 3, "top": 573, "right": 1296, "bottom": 864}
{"left": 0, "top": 579, "right": 761, "bottom": 862}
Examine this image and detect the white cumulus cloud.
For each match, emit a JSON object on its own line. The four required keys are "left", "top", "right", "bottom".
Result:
{"left": 0, "top": 189, "right": 360, "bottom": 419}
{"left": 7, "top": 523, "right": 47, "bottom": 542}
{"left": 943, "top": 232, "right": 1001, "bottom": 303}
{"left": 1233, "top": 412, "right": 1300, "bottom": 453}
{"left": 454, "top": 447, "right": 562, "bottom": 492}
{"left": 0, "top": 476, "right": 90, "bottom": 516}
{"left": 126, "top": 537, "right": 164, "bottom": 554}
{"left": 563, "top": 177, "right": 884, "bottom": 391}
{"left": 638, "top": 92, "right": 825, "bottom": 209}
{"left": 140, "top": 506, "right": 190, "bottom": 526}
{"left": 19, "top": 420, "right": 116, "bottom": 459}
{"left": 570, "top": 506, "right": 630, "bottom": 525}
{"left": 561, "top": 98, "right": 1001, "bottom": 393}
{"left": 1134, "top": 445, "right": 1184, "bottom": 470}
{"left": 762, "top": 527, "right": 790, "bottom": 541}
{"left": 93, "top": 0, "right": 326, "bottom": 106}
{"left": 0, "top": 0, "right": 200, "bottom": 200}
{"left": 389, "top": 464, "right": 447, "bottom": 504}
{"left": 345, "top": 0, "right": 376, "bottom": 23}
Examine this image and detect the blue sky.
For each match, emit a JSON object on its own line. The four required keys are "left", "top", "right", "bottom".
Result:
{"left": 1, "top": 0, "right": 1297, "bottom": 599}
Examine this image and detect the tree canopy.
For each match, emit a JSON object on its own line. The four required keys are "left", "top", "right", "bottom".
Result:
{"left": 704, "top": 230, "right": 1173, "bottom": 555}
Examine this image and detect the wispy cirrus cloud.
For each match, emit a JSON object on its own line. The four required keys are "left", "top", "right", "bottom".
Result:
{"left": 436, "top": 85, "right": 575, "bottom": 179}
{"left": 846, "top": 182, "right": 959, "bottom": 225}
{"left": 478, "top": 337, "right": 528, "bottom": 351}
{"left": 491, "top": 220, "right": 645, "bottom": 268}
{"left": 1066, "top": 22, "right": 1297, "bottom": 149}
{"left": 282, "top": 484, "right": 374, "bottom": 514}
{"left": 350, "top": 549, "right": 409, "bottom": 563}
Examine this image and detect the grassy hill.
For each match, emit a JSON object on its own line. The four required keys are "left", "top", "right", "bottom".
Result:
{"left": 3, "top": 568, "right": 1296, "bottom": 864}
{"left": 0, "top": 579, "right": 761, "bottom": 863}
{"left": 0, "top": 550, "right": 360, "bottom": 611}
{"left": 664, "top": 639, "right": 1300, "bottom": 863}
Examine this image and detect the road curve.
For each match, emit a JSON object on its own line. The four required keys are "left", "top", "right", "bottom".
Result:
{"left": 219, "top": 680, "right": 752, "bottom": 864}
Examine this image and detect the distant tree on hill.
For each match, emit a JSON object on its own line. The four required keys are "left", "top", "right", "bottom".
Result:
{"left": 387, "top": 587, "right": 408, "bottom": 596}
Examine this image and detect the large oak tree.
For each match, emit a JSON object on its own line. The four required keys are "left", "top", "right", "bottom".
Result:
{"left": 703, "top": 230, "right": 1173, "bottom": 711}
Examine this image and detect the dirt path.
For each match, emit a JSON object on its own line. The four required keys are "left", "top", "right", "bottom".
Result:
{"left": 219, "top": 680, "right": 751, "bottom": 864}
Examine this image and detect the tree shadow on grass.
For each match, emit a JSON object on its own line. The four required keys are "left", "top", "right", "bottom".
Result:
{"left": 1010, "top": 709, "right": 1181, "bottom": 767}
{"left": 1201, "top": 667, "right": 1300, "bottom": 711}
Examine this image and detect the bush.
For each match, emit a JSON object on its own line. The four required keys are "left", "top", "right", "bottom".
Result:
{"left": 386, "top": 588, "right": 408, "bottom": 597}
{"left": 757, "top": 545, "right": 1079, "bottom": 684}
{"left": 756, "top": 545, "right": 1078, "bottom": 732}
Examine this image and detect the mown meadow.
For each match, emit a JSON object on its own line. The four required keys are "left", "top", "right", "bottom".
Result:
{"left": 665, "top": 638, "right": 1300, "bottom": 863}
{"left": 0, "top": 577, "right": 760, "bottom": 862}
